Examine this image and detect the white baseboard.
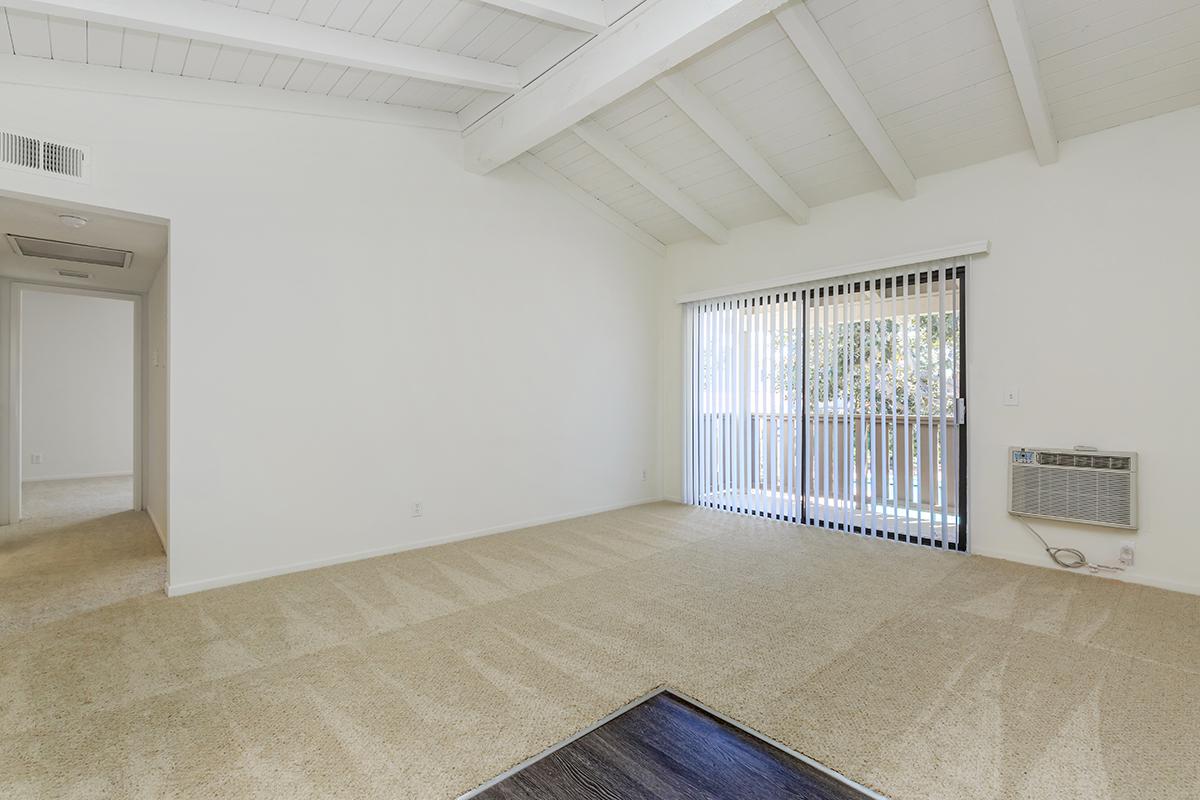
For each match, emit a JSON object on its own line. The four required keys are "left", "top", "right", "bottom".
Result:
{"left": 24, "top": 471, "right": 134, "bottom": 483}
{"left": 166, "top": 495, "right": 666, "bottom": 598}
{"left": 670, "top": 501, "right": 1198, "bottom": 596}
{"left": 971, "top": 545, "right": 1200, "bottom": 596}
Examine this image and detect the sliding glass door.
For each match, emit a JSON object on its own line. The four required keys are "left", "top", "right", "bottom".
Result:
{"left": 683, "top": 260, "right": 967, "bottom": 551}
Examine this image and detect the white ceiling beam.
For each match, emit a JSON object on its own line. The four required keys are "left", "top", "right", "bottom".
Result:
{"left": 4, "top": 0, "right": 521, "bottom": 93}
{"left": 655, "top": 72, "right": 809, "bottom": 225}
{"left": 463, "top": 0, "right": 792, "bottom": 173}
{"left": 774, "top": 3, "right": 916, "bottom": 200}
{"left": 0, "top": 54, "right": 462, "bottom": 130}
{"left": 574, "top": 121, "right": 729, "bottom": 245}
{"left": 478, "top": 0, "right": 606, "bottom": 34}
{"left": 987, "top": 0, "right": 1059, "bottom": 165}
{"left": 517, "top": 154, "right": 665, "bottom": 256}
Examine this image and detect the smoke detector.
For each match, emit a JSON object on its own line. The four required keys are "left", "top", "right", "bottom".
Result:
{"left": 58, "top": 214, "right": 89, "bottom": 229}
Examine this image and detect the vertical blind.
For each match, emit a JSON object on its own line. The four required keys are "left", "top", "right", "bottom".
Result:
{"left": 683, "top": 258, "right": 967, "bottom": 550}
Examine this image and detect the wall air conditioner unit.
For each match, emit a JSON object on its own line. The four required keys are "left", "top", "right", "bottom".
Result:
{"left": 1008, "top": 447, "right": 1138, "bottom": 530}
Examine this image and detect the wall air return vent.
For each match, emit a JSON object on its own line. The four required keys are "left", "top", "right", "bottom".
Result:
{"left": 0, "top": 130, "right": 90, "bottom": 182}
{"left": 6, "top": 234, "right": 133, "bottom": 269}
{"left": 1008, "top": 447, "right": 1138, "bottom": 530}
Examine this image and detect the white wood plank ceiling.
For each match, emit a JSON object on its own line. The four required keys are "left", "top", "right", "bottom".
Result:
{"left": 3, "top": 0, "right": 1200, "bottom": 248}
{"left": 519, "top": 0, "right": 1200, "bottom": 246}
{"left": 0, "top": 0, "right": 619, "bottom": 122}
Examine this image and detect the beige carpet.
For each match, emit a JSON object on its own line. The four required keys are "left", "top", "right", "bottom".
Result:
{"left": 1, "top": 501, "right": 1196, "bottom": 799}
{"left": 0, "top": 476, "right": 165, "bottom": 637}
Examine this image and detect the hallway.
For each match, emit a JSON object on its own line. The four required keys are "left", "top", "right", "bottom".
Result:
{"left": 0, "top": 477, "right": 165, "bottom": 636}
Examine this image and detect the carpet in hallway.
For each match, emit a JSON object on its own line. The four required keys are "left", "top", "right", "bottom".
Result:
{"left": 0, "top": 476, "right": 165, "bottom": 636}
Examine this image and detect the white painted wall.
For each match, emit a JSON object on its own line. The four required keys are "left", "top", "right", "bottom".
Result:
{"left": 21, "top": 290, "right": 134, "bottom": 482}
{"left": 144, "top": 258, "right": 169, "bottom": 549}
{"left": 0, "top": 279, "right": 10, "bottom": 523}
{"left": 660, "top": 106, "right": 1200, "bottom": 595}
{"left": 0, "top": 80, "right": 661, "bottom": 593}
{"left": 6, "top": 66, "right": 1194, "bottom": 597}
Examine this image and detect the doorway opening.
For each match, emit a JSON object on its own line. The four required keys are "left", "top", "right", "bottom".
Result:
{"left": 0, "top": 190, "right": 169, "bottom": 633}
{"left": 16, "top": 286, "right": 140, "bottom": 520}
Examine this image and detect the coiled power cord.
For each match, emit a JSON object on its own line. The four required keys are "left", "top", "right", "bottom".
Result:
{"left": 1018, "top": 518, "right": 1124, "bottom": 574}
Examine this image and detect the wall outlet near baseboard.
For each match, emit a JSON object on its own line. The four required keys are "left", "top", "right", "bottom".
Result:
{"left": 411, "top": 502, "right": 423, "bottom": 518}
{"left": 30, "top": 453, "right": 42, "bottom": 465}
{"left": 1119, "top": 541, "right": 1136, "bottom": 567}
{"left": 641, "top": 469, "right": 647, "bottom": 482}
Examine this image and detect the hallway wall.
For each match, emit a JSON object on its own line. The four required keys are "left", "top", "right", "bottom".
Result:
{"left": 21, "top": 290, "right": 135, "bottom": 481}
{"left": 144, "top": 259, "right": 169, "bottom": 549}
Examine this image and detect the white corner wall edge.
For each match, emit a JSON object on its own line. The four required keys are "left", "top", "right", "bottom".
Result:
{"left": 147, "top": 506, "right": 167, "bottom": 552}
{"left": 0, "top": 54, "right": 462, "bottom": 132}
{"left": 971, "top": 544, "right": 1200, "bottom": 596}
{"left": 166, "top": 495, "right": 666, "bottom": 597}
{"left": 675, "top": 240, "right": 991, "bottom": 303}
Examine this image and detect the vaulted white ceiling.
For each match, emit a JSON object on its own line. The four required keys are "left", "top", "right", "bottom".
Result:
{"left": 0, "top": 0, "right": 637, "bottom": 124}
{"left": 3, "top": 0, "right": 1199, "bottom": 250}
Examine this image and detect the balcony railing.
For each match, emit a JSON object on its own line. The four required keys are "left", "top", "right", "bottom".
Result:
{"left": 693, "top": 411, "right": 960, "bottom": 535}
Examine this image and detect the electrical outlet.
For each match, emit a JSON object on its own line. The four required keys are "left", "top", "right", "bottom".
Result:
{"left": 1119, "top": 541, "right": 1136, "bottom": 567}
{"left": 1003, "top": 388, "right": 1020, "bottom": 406}
{"left": 411, "top": 502, "right": 423, "bottom": 518}
{"left": 30, "top": 454, "right": 42, "bottom": 465}
{"left": 641, "top": 469, "right": 647, "bottom": 482}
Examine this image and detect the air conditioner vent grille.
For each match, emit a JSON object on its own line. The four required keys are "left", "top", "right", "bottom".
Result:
{"left": 1, "top": 131, "right": 40, "bottom": 170}
{"left": 1008, "top": 447, "right": 1137, "bottom": 529}
{"left": 0, "top": 130, "right": 90, "bottom": 182}
{"left": 6, "top": 234, "right": 133, "bottom": 269}
{"left": 1036, "top": 452, "right": 1131, "bottom": 471}
{"left": 42, "top": 141, "right": 87, "bottom": 178}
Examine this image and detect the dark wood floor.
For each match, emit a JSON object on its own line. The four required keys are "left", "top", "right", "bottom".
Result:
{"left": 469, "top": 690, "right": 875, "bottom": 800}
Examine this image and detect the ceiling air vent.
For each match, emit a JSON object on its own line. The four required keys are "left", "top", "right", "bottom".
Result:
{"left": 0, "top": 130, "right": 90, "bottom": 182}
{"left": 56, "top": 268, "right": 92, "bottom": 280}
{"left": 1008, "top": 447, "right": 1138, "bottom": 530}
{"left": 6, "top": 234, "right": 133, "bottom": 269}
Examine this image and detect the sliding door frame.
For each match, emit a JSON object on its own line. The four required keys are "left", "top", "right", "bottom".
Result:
{"left": 793, "top": 266, "right": 967, "bottom": 551}
{"left": 957, "top": 265, "right": 968, "bottom": 552}
{"left": 684, "top": 264, "right": 968, "bottom": 553}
